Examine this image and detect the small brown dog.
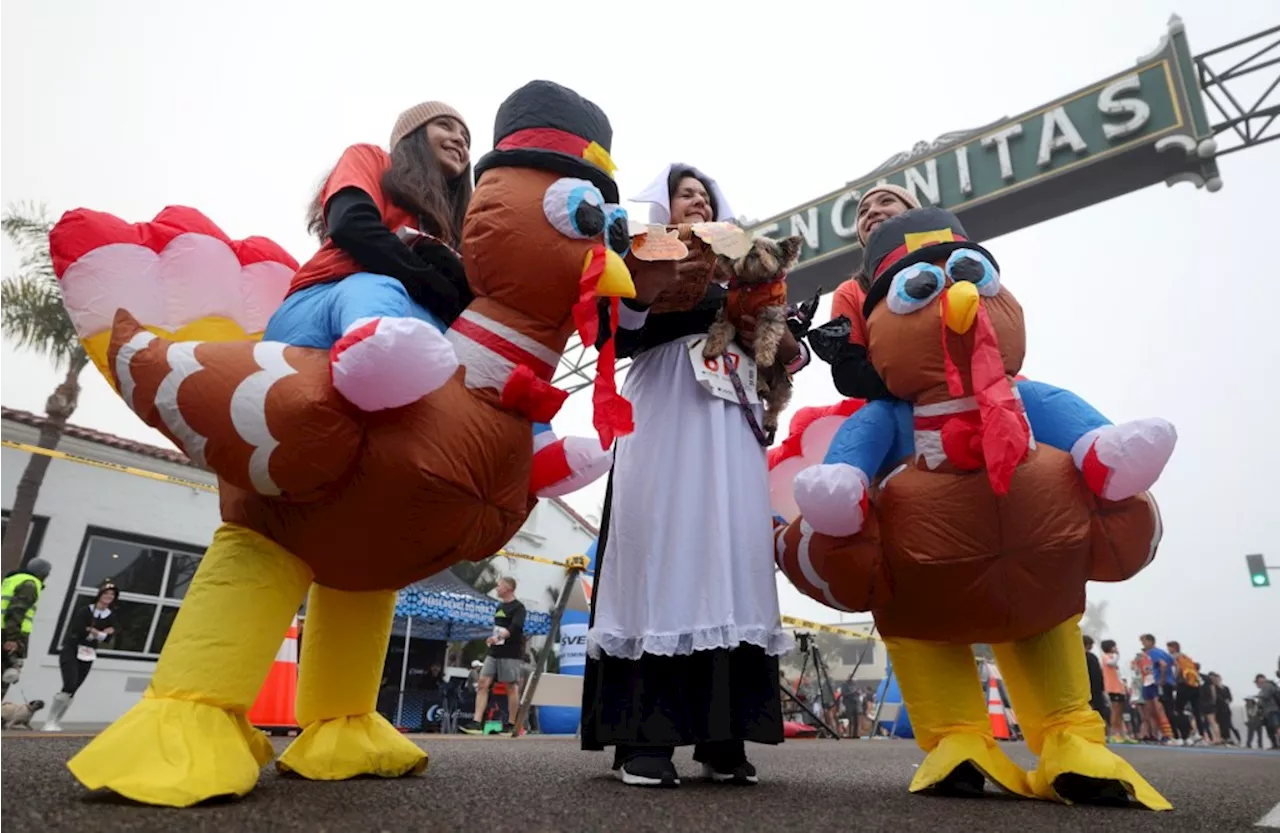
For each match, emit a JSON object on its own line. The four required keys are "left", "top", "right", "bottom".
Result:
{"left": 702, "top": 235, "right": 803, "bottom": 435}
{"left": 2, "top": 698, "right": 46, "bottom": 729}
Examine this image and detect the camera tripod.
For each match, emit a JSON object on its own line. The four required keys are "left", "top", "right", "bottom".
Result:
{"left": 778, "top": 632, "right": 841, "bottom": 739}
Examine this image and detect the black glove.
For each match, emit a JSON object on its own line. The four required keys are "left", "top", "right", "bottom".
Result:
{"left": 807, "top": 317, "right": 854, "bottom": 364}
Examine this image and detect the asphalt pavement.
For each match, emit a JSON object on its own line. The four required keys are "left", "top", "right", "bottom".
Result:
{"left": 2, "top": 732, "right": 1278, "bottom": 832}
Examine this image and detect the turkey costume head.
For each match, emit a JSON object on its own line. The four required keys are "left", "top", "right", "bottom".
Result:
{"left": 466, "top": 80, "right": 636, "bottom": 446}
{"left": 862, "top": 207, "right": 1025, "bottom": 407}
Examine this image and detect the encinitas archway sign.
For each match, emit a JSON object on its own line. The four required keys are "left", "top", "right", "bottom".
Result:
{"left": 554, "top": 15, "right": 1277, "bottom": 392}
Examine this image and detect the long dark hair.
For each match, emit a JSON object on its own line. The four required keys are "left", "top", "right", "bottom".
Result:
{"left": 306, "top": 125, "right": 473, "bottom": 247}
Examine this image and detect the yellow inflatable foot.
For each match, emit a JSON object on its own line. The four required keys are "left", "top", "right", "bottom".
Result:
{"left": 68, "top": 697, "right": 273, "bottom": 807}
{"left": 909, "top": 732, "right": 1036, "bottom": 799}
{"left": 1028, "top": 731, "right": 1172, "bottom": 811}
{"left": 276, "top": 712, "right": 428, "bottom": 780}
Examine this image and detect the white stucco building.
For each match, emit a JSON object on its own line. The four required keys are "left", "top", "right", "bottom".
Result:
{"left": 1, "top": 406, "right": 596, "bottom": 727}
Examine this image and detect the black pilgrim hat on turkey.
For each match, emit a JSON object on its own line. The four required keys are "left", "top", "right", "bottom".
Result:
{"left": 862, "top": 207, "right": 999, "bottom": 318}
{"left": 473, "top": 80, "right": 619, "bottom": 203}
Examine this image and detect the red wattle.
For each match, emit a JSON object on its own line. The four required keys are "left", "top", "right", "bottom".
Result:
{"left": 940, "top": 415, "right": 985, "bottom": 470}
{"left": 971, "top": 304, "right": 1029, "bottom": 496}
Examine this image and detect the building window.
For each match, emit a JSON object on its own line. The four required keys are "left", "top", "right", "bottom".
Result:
{"left": 1, "top": 509, "right": 50, "bottom": 566}
{"left": 51, "top": 528, "right": 204, "bottom": 660}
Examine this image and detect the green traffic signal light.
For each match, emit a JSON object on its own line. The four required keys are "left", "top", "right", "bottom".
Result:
{"left": 1246, "top": 554, "right": 1270, "bottom": 587}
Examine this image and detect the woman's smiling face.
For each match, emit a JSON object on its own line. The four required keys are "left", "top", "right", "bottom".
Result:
{"left": 857, "top": 190, "right": 911, "bottom": 243}
{"left": 427, "top": 116, "right": 471, "bottom": 178}
{"left": 669, "top": 176, "right": 713, "bottom": 224}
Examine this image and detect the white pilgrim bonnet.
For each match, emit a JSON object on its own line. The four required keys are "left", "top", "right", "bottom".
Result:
{"left": 629, "top": 162, "right": 736, "bottom": 225}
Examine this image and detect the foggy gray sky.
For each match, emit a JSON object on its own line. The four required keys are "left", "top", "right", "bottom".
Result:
{"left": 2, "top": 1, "right": 1277, "bottom": 689}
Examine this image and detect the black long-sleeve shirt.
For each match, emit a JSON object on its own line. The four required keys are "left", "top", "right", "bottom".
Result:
{"left": 807, "top": 317, "right": 895, "bottom": 401}
{"left": 616, "top": 286, "right": 726, "bottom": 359}
{"left": 61, "top": 603, "right": 115, "bottom": 652}
{"left": 325, "top": 187, "right": 472, "bottom": 325}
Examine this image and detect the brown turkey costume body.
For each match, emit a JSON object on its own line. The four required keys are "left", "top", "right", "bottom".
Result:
{"left": 66, "top": 81, "right": 637, "bottom": 808}
{"left": 775, "top": 208, "right": 1176, "bottom": 810}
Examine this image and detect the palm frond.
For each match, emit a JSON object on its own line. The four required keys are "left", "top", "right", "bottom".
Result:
{"left": 1, "top": 203, "right": 79, "bottom": 369}
{"left": 2, "top": 202, "right": 56, "bottom": 278}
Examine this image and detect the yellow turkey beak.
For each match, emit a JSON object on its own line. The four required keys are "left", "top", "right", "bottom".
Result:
{"left": 588, "top": 247, "right": 636, "bottom": 299}
{"left": 944, "top": 280, "right": 980, "bottom": 334}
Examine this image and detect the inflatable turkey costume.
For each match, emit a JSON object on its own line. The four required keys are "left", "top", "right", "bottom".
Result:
{"left": 56, "top": 81, "right": 636, "bottom": 807}
{"left": 775, "top": 208, "right": 1177, "bottom": 810}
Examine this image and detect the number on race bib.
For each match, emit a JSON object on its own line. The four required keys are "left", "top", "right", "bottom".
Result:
{"left": 688, "top": 337, "right": 758, "bottom": 405}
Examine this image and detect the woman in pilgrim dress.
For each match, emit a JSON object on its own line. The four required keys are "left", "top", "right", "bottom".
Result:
{"left": 580, "top": 164, "right": 811, "bottom": 788}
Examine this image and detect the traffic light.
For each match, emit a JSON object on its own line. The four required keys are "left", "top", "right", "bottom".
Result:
{"left": 1246, "top": 554, "right": 1270, "bottom": 587}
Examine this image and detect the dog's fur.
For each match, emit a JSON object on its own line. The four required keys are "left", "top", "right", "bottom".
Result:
{"left": 702, "top": 235, "right": 803, "bottom": 435}
{"left": 2, "top": 698, "right": 45, "bottom": 730}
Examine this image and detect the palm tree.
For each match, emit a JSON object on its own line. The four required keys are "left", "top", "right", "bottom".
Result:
{"left": 449, "top": 555, "right": 513, "bottom": 596}
{"left": 541, "top": 583, "right": 562, "bottom": 673}
{"left": 1, "top": 203, "right": 88, "bottom": 574}
{"left": 448, "top": 554, "right": 514, "bottom": 665}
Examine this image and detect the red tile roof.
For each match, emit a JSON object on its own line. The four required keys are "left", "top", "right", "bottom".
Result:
{"left": 550, "top": 496, "right": 599, "bottom": 535}
{"left": 1, "top": 405, "right": 599, "bottom": 535}
{"left": 2, "top": 405, "right": 194, "bottom": 467}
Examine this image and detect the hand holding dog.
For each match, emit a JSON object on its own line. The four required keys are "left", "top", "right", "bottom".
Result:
{"left": 738, "top": 314, "right": 800, "bottom": 363}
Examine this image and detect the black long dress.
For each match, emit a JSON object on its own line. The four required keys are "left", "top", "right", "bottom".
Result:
{"left": 580, "top": 288, "right": 785, "bottom": 766}
{"left": 59, "top": 604, "right": 115, "bottom": 695}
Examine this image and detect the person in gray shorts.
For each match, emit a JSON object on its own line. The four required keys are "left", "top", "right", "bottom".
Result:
{"left": 461, "top": 576, "right": 527, "bottom": 734}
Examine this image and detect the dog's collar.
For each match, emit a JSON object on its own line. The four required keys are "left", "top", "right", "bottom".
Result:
{"left": 727, "top": 269, "right": 788, "bottom": 291}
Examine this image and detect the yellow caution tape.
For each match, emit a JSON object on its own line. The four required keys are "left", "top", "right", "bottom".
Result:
{"left": 5, "top": 440, "right": 882, "bottom": 633}
{"left": 492, "top": 548, "right": 579, "bottom": 570}
{"left": 781, "top": 615, "right": 880, "bottom": 641}
{"left": 2, "top": 439, "right": 219, "bottom": 494}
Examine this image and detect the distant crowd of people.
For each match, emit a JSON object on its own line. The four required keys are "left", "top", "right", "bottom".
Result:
{"left": 1084, "top": 634, "right": 1280, "bottom": 749}
{"left": 779, "top": 669, "right": 879, "bottom": 738}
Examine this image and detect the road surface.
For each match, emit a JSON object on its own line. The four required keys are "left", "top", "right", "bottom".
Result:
{"left": 2, "top": 732, "right": 1277, "bottom": 832}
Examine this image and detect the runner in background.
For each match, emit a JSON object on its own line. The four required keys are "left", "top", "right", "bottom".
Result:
{"left": 1100, "top": 639, "right": 1133, "bottom": 742}
{"left": 460, "top": 577, "right": 526, "bottom": 735}
{"left": 1141, "top": 634, "right": 1181, "bottom": 744}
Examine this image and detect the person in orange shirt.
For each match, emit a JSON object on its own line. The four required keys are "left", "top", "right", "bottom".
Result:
{"left": 821, "top": 184, "right": 920, "bottom": 400}
{"left": 1100, "top": 639, "right": 1134, "bottom": 742}
{"left": 262, "top": 101, "right": 611, "bottom": 497}
{"left": 264, "top": 100, "right": 474, "bottom": 412}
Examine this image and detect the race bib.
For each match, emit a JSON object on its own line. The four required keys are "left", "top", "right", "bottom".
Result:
{"left": 77, "top": 645, "right": 97, "bottom": 662}
{"left": 687, "top": 337, "right": 758, "bottom": 405}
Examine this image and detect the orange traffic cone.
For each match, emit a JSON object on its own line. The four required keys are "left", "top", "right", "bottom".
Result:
{"left": 987, "top": 676, "right": 1011, "bottom": 740}
{"left": 248, "top": 615, "right": 299, "bottom": 735}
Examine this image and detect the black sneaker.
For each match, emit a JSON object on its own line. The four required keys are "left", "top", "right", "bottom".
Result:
{"left": 701, "top": 759, "right": 759, "bottom": 785}
{"left": 459, "top": 720, "right": 485, "bottom": 735}
{"left": 502, "top": 722, "right": 517, "bottom": 736}
{"left": 617, "top": 756, "right": 680, "bottom": 787}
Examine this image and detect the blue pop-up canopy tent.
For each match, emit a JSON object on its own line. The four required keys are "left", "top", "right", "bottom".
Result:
{"left": 873, "top": 658, "right": 914, "bottom": 738}
{"left": 391, "top": 568, "right": 552, "bottom": 641}
{"left": 382, "top": 567, "right": 553, "bottom": 730}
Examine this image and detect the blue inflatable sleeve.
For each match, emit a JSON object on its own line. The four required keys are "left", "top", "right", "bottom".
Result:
{"left": 1016, "top": 380, "right": 1113, "bottom": 453}
{"left": 822, "top": 399, "right": 914, "bottom": 479}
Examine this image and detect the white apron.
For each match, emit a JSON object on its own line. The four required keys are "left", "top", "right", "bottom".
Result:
{"left": 588, "top": 336, "right": 793, "bottom": 660}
